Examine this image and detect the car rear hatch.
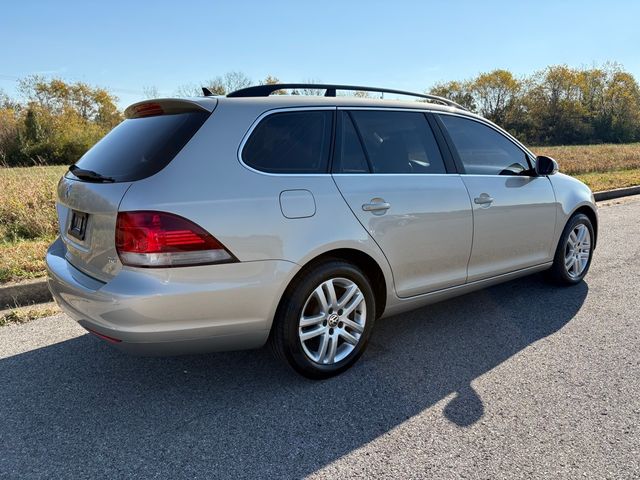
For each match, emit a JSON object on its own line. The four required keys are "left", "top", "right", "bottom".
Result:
{"left": 57, "top": 98, "right": 215, "bottom": 282}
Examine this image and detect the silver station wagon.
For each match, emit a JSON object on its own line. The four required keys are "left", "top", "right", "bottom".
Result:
{"left": 47, "top": 84, "right": 597, "bottom": 378}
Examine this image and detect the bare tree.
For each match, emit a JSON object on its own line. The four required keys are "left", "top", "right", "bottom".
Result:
{"left": 201, "top": 71, "right": 252, "bottom": 96}
{"left": 204, "top": 78, "right": 226, "bottom": 95}
{"left": 142, "top": 85, "right": 159, "bottom": 99}
{"left": 174, "top": 83, "right": 203, "bottom": 98}
{"left": 298, "top": 78, "right": 324, "bottom": 96}
{"left": 223, "top": 71, "right": 252, "bottom": 92}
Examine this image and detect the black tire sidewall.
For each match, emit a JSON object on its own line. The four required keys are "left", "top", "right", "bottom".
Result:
{"left": 551, "top": 213, "right": 594, "bottom": 285}
{"left": 275, "top": 261, "right": 376, "bottom": 379}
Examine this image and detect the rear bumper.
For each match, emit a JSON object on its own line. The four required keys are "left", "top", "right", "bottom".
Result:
{"left": 46, "top": 237, "right": 299, "bottom": 355}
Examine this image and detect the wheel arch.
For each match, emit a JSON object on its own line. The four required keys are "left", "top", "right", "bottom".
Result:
{"left": 275, "top": 248, "right": 388, "bottom": 323}
{"left": 572, "top": 205, "right": 598, "bottom": 249}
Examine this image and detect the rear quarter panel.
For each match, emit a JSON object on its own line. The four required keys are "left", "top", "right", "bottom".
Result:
{"left": 118, "top": 100, "right": 396, "bottom": 312}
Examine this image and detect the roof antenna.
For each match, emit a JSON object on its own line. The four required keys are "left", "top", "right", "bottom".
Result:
{"left": 202, "top": 87, "right": 214, "bottom": 97}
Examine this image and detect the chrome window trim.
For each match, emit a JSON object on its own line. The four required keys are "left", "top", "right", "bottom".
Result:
{"left": 339, "top": 106, "right": 535, "bottom": 160}
{"left": 237, "top": 106, "right": 337, "bottom": 177}
{"left": 331, "top": 173, "right": 457, "bottom": 177}
{"left": 335, "top": 106, "right": 458, "bottom": 176}
{"left": 434, "top": 110, "right": 537, "bottom": 166}
{"left": 337, "top": 106, "right": 437, "bottom": 113}
{"left": 237, "top": 105, "right": 535, "bottom": 177}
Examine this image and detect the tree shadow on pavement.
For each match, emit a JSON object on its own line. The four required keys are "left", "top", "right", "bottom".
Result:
{"left": 0, "top": 274, "right": 588, "bottom": 479}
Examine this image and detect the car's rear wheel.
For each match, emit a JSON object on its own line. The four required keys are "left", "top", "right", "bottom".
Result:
{"left": 547, "top": 213, "right": 594, "bottom": 285}
{"left": 270, "top": 260, "right": 376, "bottom": 379}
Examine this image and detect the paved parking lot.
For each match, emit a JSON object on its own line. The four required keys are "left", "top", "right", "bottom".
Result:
{"left": 1, "top": 197, "right": 639, "bottom": 479}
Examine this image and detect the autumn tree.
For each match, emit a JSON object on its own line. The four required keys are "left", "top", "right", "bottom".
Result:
{"left": 429, "top": 80, "right": 476, "bottom": 111}
{"left": 4, "top": 77, "right": 122, "bottom": 165}
{"left": 260, "top": 75, "right": 285, "bottom": 94}
{"left": 0, "top": 90, "right": 22, "bottom": 163}
{"left": 429, "top": 64, "right": 640, "bottom": 145}
{"left": 604, "top": 71, "right": 640, "bottom": 142}
{"left": 471, "top": 70, "right": 521, "bottom": 126}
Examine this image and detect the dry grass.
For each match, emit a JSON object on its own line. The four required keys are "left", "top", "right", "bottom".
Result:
{"left": 533, "top": 143, "right": 640, "bottom": 175}
{"left": 0, "top": 302, "right": 61, "bottom": 327}
{"left": 0, "top": 165, "right": 64, "bottom": 282}
{"left": 0, "top": 151, "right": 640, "bottom": 284}
{"left": 574, "top": 168, "right": 640, "bottom": 193}
{"left": 0, "top": 165, "right": 66, "bottom": 241}
{"left": 0, "top": 237, "right": 54, "bottom": 282}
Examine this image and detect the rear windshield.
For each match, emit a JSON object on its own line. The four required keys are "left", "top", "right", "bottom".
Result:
{"left": 68, "top": 111, "right": 210, "bottom": 182}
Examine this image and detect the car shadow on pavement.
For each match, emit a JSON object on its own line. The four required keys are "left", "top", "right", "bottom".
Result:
{"left": 0, "top": 274, "right": 588, "bottom": 478}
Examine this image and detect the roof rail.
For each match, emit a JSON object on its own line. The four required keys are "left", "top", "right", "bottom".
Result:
{"left": 226, "top": 83, "right": 468, "bottom": 110}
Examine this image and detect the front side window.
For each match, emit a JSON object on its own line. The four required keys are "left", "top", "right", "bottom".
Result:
{"left": 242, "top": 111, "right": 333, "bottom": 174}
{"left": 349, "top": 111, "right": 446, "bottom": 174}
{"left": 439, "top": 114, "right": 531, "bottom": 175}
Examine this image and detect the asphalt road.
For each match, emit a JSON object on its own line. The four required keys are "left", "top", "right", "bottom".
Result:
{"left": 1, "top": 197, "right": 639, "bottom": 479}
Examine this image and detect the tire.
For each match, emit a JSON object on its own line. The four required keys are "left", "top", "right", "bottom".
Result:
{"left": 270, "top": 260, "right": 376, "bottom": 379}
{"left": 547, "top": 213, "right": 594, "bottom": 285}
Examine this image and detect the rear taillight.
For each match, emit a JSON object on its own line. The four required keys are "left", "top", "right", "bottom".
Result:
{"left": 115, "top": 211, "right": 236, "bottom": 267}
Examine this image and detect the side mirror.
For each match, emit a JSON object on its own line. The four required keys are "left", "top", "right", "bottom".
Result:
{"left": 535, "top": 155, "right": 559, "bottom": 176}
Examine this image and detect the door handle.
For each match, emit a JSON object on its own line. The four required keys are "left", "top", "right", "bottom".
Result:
{"left": 474, "top": 193, "right": 494, "bottom": 205}
{"left": 362, "top": 199, "right": 391, "bottom": 213}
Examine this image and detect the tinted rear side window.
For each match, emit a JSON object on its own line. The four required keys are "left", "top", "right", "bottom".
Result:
{"left": 350, "top": 111, "right": 446, "bottom": 174}
{"left": 333, "top": 112, "right": 370, "bottom": 173}
{"left": 243, "top": 111, "right": 333, "bottom": 174}
{"left": 70, "top": 111, "right": 210, "bottom": 182}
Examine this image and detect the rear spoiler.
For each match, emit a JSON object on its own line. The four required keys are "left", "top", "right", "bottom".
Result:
{"left": 124, "top": 98, "right": 217, "bottom": 119}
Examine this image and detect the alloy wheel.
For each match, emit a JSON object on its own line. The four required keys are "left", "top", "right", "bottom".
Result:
{"left": 298, "top": 277, "right": 367, "bottom": 365}
{"left": 564, "top": 223, "right": 591, "bottom": 278}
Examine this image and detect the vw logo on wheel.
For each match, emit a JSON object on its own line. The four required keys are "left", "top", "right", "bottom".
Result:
{"left": 327, "top": 313, "right": 339, "bottom": 328}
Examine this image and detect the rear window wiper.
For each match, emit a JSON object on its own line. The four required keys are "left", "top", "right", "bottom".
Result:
{"left": 68, "top": 165, "right": 115, "bottom": 183}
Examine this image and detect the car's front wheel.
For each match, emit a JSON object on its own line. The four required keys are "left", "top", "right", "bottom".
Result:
{"left": 547, "top": 213, "right": 594, "bottom": 285}
{"left": 270, "top": 260, "right": 376, "bottom": 379}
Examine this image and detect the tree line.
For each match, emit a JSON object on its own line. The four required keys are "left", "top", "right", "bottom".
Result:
{"left": 430, "top": 63, "right": 640, "bottom": 145}
{"left": 0, "top": 77, "right": 121, "bottom": 167}
{"left": 1, "top": 64, "right": 639, "bottom": 167}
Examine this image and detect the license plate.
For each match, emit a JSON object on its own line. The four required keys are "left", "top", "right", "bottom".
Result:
{"left": 68, "top": 211, "right": 88, "bottom": 241}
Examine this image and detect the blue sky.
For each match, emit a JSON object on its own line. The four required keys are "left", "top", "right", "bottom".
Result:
{"left": 2, "top": 0, "right": 639, "bottom": 107}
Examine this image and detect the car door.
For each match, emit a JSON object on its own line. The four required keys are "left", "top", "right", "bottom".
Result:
{"left": 332, "top": 109, "right": 473, "bottom": 297}
{"left": 436, "top": 113, "right": 557, "bottom": 282}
